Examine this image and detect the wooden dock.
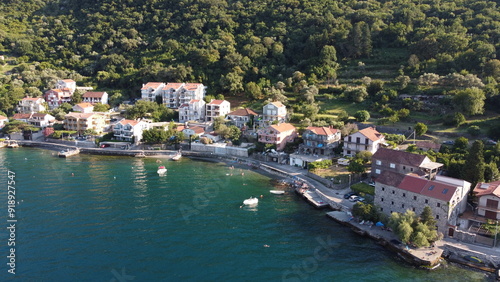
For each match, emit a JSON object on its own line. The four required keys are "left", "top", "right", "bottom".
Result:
{"left": 58, "top": 148, "right": 80, "bottom": 158}
{"left": 295, "top": 187, "right": 329, "bottom": 209}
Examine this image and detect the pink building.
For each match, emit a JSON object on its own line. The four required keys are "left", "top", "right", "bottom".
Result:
{"left": 257, "top": 123, "right": 297, "bottom": 151}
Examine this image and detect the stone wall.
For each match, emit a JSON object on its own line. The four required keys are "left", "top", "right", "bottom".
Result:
{"left": 191, "top": 143, "right": 249, "bottom": 157}
{"left": 453, "top": 229, "right": 477, "bottom": 244}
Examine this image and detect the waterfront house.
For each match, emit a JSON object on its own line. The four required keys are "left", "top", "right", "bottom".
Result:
{"left": 371, "top": 148, "right": 443, "bottom": 178}
{"left": 13, "top": 112, "right": 55, "bottom": 128}
{"left": 72, "top": 102, "right": 94, "bottom": 113}
{"left": 182, "top": 126, "right": 205, "bottom": 139}
{"left": 289, "top": 126, "right": 341, "bottom": 168}
{"left": 18, "top": 97, "right": 46, "bottom": 114}
{"left": 179, "top": 99, "right": 206, "bottom": 123}
{"left": 82, "top": 91, "right": 109, "bottom": 105}
{"left": 113, "top": 119, "right": 149, "bottom": 144}
{"left": 257, "top": 123, "right": 297, "bottom": 151}
{"left": 141, "top": 82, "right": 165, "bottom": 102}
{"left": 64, "top": 113, "right": 107, "bottom": 135}
{"left": 227, "top": 108, "right": 258, "bottom": 129}
{"left": 205, "top": 99, "right": 230, "bottom": 122}
{"left": 44, "top": 88, "right": 73, "bottom": 110}
{"left": 343, "top": 127, "right": 385, "bottom": 157}
{"left": 0, "top": 115, "right": 8, "bottom": 128}
{"left": 161, "top": 82, "right": 206, "bottom": 108}
{"left": 261, "top": 101, "right": 287, "bottom": 126}
{"left": 374, "top": 170, "right": 470, "bottom": 235}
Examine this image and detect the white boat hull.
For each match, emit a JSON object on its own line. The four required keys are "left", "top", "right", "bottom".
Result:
{"left": 243, "top": 197, "right": 258, "bottom": 205}
{"left": 270, "top": 190, "right": 285, "bottom": 195}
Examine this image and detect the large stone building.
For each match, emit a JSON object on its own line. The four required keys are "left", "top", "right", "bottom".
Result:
{"left": 374, "top": 170, "right": 470, "bottom": 235}
{"left": 371, "top": 148, "right": 443, "bottom": 178}
{"left": 343, "top": 127, "right": 385, "bottom": 157}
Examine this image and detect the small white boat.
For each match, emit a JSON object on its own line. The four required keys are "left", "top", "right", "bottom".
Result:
{"left": 171, "top": 151, "right": 182, "bottom": 161}
{"left": 157, "top": 165, "right": 167, "bottom": 175}
{"left": 243, "top": 197, "right": 259, "bottom": 206}
{"left": 270, "top": 190, "right": 285, "bottom": 195}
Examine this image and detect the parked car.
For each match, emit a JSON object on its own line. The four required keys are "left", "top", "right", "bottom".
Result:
{"left": 485, "top": 140, "right": 498, "bottom": 145}
{"left": 344, "top": 192, "right": 357, "bottom": 199}
{"left": 349, "top": 195, "right": 365, "bottom": 202}
{"left": 442, "top": 140, "right": 455, "bottom": 145}
{"left": 368, "top": 181, "right": 375, "bottom": 187}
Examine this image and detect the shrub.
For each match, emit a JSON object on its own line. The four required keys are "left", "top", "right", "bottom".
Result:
{"left": 467, "top": 125, "right": 481, "bottom": 136}
{"left": 354, "top": 110, "right": 370, "bottom": 122}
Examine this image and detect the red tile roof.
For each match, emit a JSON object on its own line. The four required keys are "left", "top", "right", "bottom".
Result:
{"left": 163, "top": 83, "right": 183, "bottom": 90}
{"left": 142, "top": 82, "right": 164, "bottom": 90}
{"left": 228, "top": 108, "right": 258, "bottom": 117}
{"left": 65, "top": 112, "right": 95, "bottom": 119}
{"left": 270, "top": 123, "right": 296, "bottom": 133}
{"left": 75, "top": 102, "right": 94, "bottom": 108}
{"left": 268, "top": 101, "right": 285, "bottom": 108}
{"left": 473, "top": 181, "right": 500, "bottom": 198}
{"left": 416, "top": 141, "right": 441, "bottom": 151}
{"left": 62, "top": 79, "right": 75, "bottom": 82}
{"left": 306, "top": 126, "right": 339, "bottom": 136}
{"left": 357, "top": 127, "right": 384, "bottom": 142}
{"left": 13, "top": 113, "right": 31, "bottom": 119}
{"left": 119, "top": 119, "right": 139, "bottom": 127}
{"left": 372, "top": 148, "right": 428, "bottom": 167}
{"left": 185, "top": 126, "right": 205, "bottom": 134}
{"left": 83, "top": 92, "right": 106, "bottom": 98}
{"left": 22, "top": 97, "right": 42, "bottom": 101}
{"left": 208, "top": 99, "right": 225, "bottom": 105}
{"left": 0, "top": 115, "right": 7, "bottom": 120}
{"left": 184, "top": 83, "right": 203, "bottom": 91}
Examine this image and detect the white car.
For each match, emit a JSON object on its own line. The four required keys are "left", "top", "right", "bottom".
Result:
{"left": 349, "top": 195, "right": 365, "bottom": 202}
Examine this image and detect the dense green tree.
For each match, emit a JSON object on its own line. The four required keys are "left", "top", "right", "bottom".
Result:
{"left": 420, "top": 206, "right": 437, "bottom": 228}
{"left": 462, "top": 140, "right": 485, "bottom": 187}
{"left": 354, "top": 110, "right": 370, "bottom": 122}
{"left": 452, "top": 88, "right": 486, "bottom": 116}
{"left": 414, "top": 122, "right": 427, "bottom": 136}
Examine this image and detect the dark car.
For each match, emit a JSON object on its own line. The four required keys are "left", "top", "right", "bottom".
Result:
{"left": 344, "top": 191, "right": 357, "bottom": 199}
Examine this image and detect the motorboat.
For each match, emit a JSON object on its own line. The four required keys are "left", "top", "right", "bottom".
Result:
{"left": 243, "top": 197, "right": 258, "bottom": 206}
{"left": 157, "top": 165, "right": 167, "bottom": 175}
{"left": 270, "top": 190, "right": 285, "bottom": 195}
{"left": 135, "top": 151, "right": 146, "bottom": 158}
{"left": 171, "top": 151, "right": 182, "bottom": 161}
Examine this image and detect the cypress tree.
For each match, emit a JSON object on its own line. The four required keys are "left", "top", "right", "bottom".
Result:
{"left": 462, "top": 140, "right": 485, "bottom": 187}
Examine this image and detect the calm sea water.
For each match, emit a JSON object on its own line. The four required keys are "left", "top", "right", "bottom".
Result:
{"left": 0, "top": 148, "right": 490, "bottom": 281}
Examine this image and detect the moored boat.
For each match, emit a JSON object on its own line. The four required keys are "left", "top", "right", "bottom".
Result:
{"left": 243, "top": 196, "right": 258, "bottom": 205}
{"left": 171, "top": 151, "right": 182, "bottom": 161}
{"left": 157, "top": 165, "right": 167, "bottom": 175}
{"left": 270, "top": 190, "right": 285, "bottom": 195}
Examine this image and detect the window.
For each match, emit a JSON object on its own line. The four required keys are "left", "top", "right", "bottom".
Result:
{"left": 381, "top": 198, "right": 384, "bottom": 202}
{"left": 390, "top": 163, "right": 395, "bottom": 168}
{"left": 391, "top": 201, "right": 394, "bottom": 205}
{"left": 356, "top": 137, "right": 360, "bottom": 143}
{"left": 436, "top": 215, "right": 440, "bottom": 219}
{"left": 392, "top": 190, "right": 395, "bottom": 194}
{"left": 380, "top": 208, "right": 383, "bottom": 212}
{"left": 402, "top": 204, "right": 405, "bottom": 208}
{"left": 412, "top": 207, "right": 415, "bottom": 212}
{"left": 376, "top": 160, "right": 381, "bottom": 165}
{"left": 437, "top": 203, "right": 441, "bottom": 208}
{"left": 381, "top": 187, "right": 385, "bottom": 191}
{"left": 425, "top": 199, "right": 428, "bottom": 204}
{"left": 403, "top": 166, "right": 406, "bottom": 170}
{"left": 348, "top": 137, "right": 352, "bottom": 142}
{"left": 403, "top": 193, "right": 406, "bottom": 197}
{"left": 375, "top": 169, "right": 381, "bottom": 174}
{"left": 413, "top": 196, "right": 417, "bottom": 200}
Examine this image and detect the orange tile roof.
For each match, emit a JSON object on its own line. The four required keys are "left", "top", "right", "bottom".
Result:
{"left": 0, "top": 115, "right": 7, "bottom": 120}
{"left": 62, "top": 79, "right": 75, "bottom": 82}
{"left": 372, "top": 148, "right": 428, "bottom": 167}
{"left": 76, "top": 103, "right": 94, "bottom": 108}
{"left": 22, "top": 97, "right": 42, "bottom": 101}
{"left": 208, "top": 99, "right": 225, "bottom": 105}
{"left": 473, "top": 181, "right": 500, "bottom": 198}
{"left": 184, "top": 83, "right": 202, "bottom": 91}
{"left": 185, "top": 126, "right": 205, "bottom": 134}
{"left": 13, "top": 113, "right": 31, "bottom": 119}
{"left": 163, "top": 83, "right": 184, "bottom": 90}
{"left": 306, "top": 126, "right": 339, "bottom": 136}
{"left": 83, "top": 92, "right": 106, "bottom": 98}
{"left": 141, "top": 82, "right": 164, "bottom": 90}
{"left": 228, "top": 108, "right": 258, "bottom": 116}
{"left": 65, "top": 112, "right": 95, "bottom": 119}
{"left": 357, "top": 127, "right": 384, "bottom": 142}
{"left": 119, "top": 119, "right": 139, "bottom": 126}
{"left": 270, "top": 123, "right": 296, "bottom": 133}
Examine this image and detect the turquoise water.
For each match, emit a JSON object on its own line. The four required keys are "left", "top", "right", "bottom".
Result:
{"left": 0, "top": 148, "right": 490, "bottom": 281}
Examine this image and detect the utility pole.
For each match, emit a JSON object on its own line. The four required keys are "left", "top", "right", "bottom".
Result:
{"left": 495, "top": 221, "right": 498, "bottom": 248}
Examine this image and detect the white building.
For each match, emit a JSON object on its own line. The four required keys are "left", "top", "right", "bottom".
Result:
{"left": 0, "top": 115, "right": 8, "bottom": 128}
{"left": 261, "top": 101, "right": 287, "bottom": 125}
{"left": 141, "top": 82, "right": 165, "bottom": 102}
{"left": 343, "top": 127, "right": 385, "bottom": 157}
{"left": 18, "top": 97, "right": 46, "bottom": 113}
{"left": 44, "top": 88, "right": 73, "bottom": 110}
{"left": 82, "top": 92, "right": 109, "bottom": 105}
{"left": 162, "top": 82, "right": 206, "bottom": 109}
{"left": 113, "top": 119, "right": 149, "bottom": 144}
{"left": 56, "top": 79, "right": 77, "bottom": 94}
{"left": 72, "top": 103, "right": 94, "bottom": 113}
{"left": 179, "top": 99, "right": 206, "bottom": 123}
{"left": 205, "top": 100, "right": 230, "bottom": 122}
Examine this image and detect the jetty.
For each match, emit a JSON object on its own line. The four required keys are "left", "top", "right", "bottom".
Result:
{"left": 6, "top": 140, "right": 19, "bottom": 148}
{"left": 58, "top": 147, "right": 80, "bottom": 158}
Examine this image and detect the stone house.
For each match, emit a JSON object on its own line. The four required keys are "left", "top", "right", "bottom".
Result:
{"left": 371, "top": 148, "right": 443, "bottom": 178}
{"left": 343, "top": 127, "right": 385, "bottom": 157}
{"left": 257, "top": 123, "right": 297, "bottom": 151}
{"left": 374, "top": 170, "right": 470, "bottom": 235}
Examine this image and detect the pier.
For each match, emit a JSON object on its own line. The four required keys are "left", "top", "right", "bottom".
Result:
{"left": 58, "top": 147, "right": 80, "bottom": 158}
